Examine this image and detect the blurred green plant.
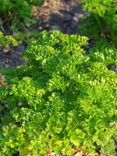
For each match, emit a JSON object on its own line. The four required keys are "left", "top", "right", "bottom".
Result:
{"left": 80, "top": 0, "right": 117, "bottom": 46}
{"left": 0, "top": 0, "right": 44, "bottom": 32}
{"left": 13, "top": 30, "right": 41, "bottom": 45}
{"left": 0, "top": 31, "right": 18, "bottom": 47}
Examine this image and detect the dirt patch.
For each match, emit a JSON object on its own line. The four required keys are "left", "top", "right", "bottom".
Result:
{"left": 32, "top": 0, "right": 87, "bottom": 33}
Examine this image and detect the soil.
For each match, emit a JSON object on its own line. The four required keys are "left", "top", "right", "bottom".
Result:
{"left": 32, "top": 0, "right": 87, "bottom": 34}
{"left": 0, "top": 0, "right": 87, "bottom": 68}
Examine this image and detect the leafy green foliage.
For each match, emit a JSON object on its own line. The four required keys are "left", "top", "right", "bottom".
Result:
{"left": 0, "top": 0, "right": 44, "bottom": 31}
{"left": 80, "top": 0, "right": 117, "bottom": 45}
{"left": 0, "top": 31, "right": 18, "bottom": 47}
{"left": 0, "top": 31, "right": 117, "bottom": 155}
{"left": 81, "top": 0, "right": 112, "bottom": 16}
{"left": 78, "top": 15, "right": 101, "bottom": 40}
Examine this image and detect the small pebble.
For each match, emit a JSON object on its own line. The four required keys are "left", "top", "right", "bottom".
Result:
{"left": 50, "top": 25, "right": 61, "bottom": 30}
